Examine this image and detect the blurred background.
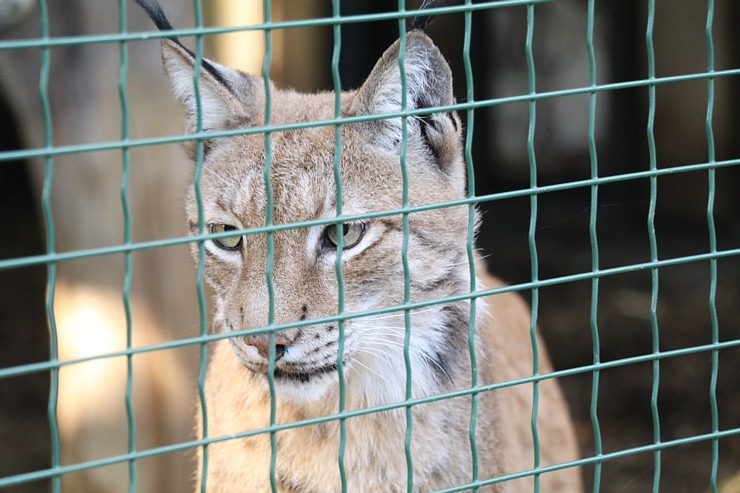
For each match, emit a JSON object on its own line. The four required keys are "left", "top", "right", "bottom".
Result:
{"left": 0, "top": 0, "right": 738, "bottom": 492}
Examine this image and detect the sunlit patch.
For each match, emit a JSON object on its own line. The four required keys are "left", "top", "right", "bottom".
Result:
{"left": 53, "top": 282, "right": 191, "bottom": 491}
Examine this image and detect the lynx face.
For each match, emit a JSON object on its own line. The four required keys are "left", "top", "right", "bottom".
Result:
{"left": 162, "top": 29, "right": 474, "bottom": 405}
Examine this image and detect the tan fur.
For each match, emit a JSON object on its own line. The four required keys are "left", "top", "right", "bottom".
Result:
{"left": 198, "top": 270, "right": 582, "bottom": 492}
{"left": 141, "top": 9, "right": 583, "bottom": 491}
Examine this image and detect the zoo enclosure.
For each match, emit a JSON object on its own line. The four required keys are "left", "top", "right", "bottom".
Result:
{"left": 0, "top": 0, "right": 739, "bottom": 492}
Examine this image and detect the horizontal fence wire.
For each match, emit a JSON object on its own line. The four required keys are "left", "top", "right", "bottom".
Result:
{"left": 2, "top": 67, "right": 740, "bottom": 163}
{"left": 2, "top": 245, "right": 740, "bottom": 382}
{"left": 2, "top": 397, "right": 739, "bottom": 489}
{"left": 1, "top": 158, "right": 739, "bottom": 272}
{"left": 0, "top": 0, "right": 553, "bottom": 51}
{"left": 0, "top": 0, "right": 738, "bottom": 491}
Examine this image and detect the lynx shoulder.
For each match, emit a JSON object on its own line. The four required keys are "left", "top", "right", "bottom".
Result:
{"left": 135, "top": 0, "right": 583, "bottom": 491}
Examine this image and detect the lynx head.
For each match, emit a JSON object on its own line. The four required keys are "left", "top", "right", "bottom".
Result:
{"left": 138, "top": 0, "right": 476, "bottom": 406}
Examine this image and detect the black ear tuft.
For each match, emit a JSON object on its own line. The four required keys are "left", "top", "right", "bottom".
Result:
{"left": 134, "top": 0, "right": 265, "bottom": 156}
{"left": 134, "top": 0, "right": 176, "bottom": 40}
{"left": 408, "top": 0, "right": 460, "bottom": 32}
{"left": 133, "top": 0, "right": 233, "bottom": 95}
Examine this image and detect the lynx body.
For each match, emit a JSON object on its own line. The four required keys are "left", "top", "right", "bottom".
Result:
{"left": 136, "top": 1, "right": 582, "bottom": 491}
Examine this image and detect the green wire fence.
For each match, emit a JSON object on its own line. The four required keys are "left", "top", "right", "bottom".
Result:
{"left": 0, "top": 0, "right": 739, "bottom": 492}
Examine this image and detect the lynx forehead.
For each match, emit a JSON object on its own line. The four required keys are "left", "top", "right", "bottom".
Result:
{"left": 135, "top": 0, "right": 582, "bottom": 490}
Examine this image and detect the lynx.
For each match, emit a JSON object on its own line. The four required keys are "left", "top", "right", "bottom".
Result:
{"left": 136, "top": 0, "right": 582, "bottom": 491}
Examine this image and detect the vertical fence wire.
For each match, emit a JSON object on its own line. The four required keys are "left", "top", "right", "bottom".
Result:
{"left": 0, "top": 0, "right": 737, "bottom": 490}
{"left": 704, "top": 1, "right": 720, "bottom": 492}
{"left": 259, "top": 2, "right": 278, "bottom": 492}
{"left": 644, "top": 1, "right": 663, "bottom": 490}
{"left": 462, "top": 0, "right": 480, "bottom": 489}
{"left": 524, "top": 4, "right": 542, "bottom": 491}
{"left": 37, "top": 0, "right": 61, "bottom": 491}
{"left": 395, "top": 2, "right": 415, "bottom": 491}
{"left": 190, "top": 1, "right": 211, "bottom": 491}
{"left": 585, "top": 1, "right": 603, "bottom": 491}
{"left": 116, "top": 1, "right": 136, "bottom": 491}
{"left": 330, "top": 1, "right": 349, "bottom": 490}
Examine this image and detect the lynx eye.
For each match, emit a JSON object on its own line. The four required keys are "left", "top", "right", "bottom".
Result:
{"left": 209, "top": 224, "right": 243, "bottom": 251}
{"left": 324, "top": 222, "right": 366, "bottom": 250}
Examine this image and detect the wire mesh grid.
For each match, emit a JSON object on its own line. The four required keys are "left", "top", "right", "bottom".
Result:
{"left": 0, "top": 0, "right": 738, "bottom": 492}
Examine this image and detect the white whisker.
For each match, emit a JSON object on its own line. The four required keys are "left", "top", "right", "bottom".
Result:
{"left": 203, "top": 166, "right": 232, "bottom": 188}
{"left": 347, "top": 356, "right": 392, "bottom": 386}
{"left": 359, "top": 338, "right": 454, "bottom": 385}
{"left": 357, "top": 305, "right": 441, "bottom": 323}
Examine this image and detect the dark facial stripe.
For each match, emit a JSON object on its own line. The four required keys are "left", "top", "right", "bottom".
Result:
{"left": 412, "top": 272, "right": 458, "bottom": 293}
{"left": 412, "top": 230, "right": 453, "bottom": 252}
{"left": 427, "top": 304, "right": 470, "bottom": 386}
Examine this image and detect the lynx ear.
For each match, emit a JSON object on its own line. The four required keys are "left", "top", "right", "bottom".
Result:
{"left": 134, "top": 0, "right": 263, "bottom": 156}
{"left": 352, "top": 31, "right": 459, "bottom": 158}
{"left": 160, "top": 39, "right": 263, "bottom": 137}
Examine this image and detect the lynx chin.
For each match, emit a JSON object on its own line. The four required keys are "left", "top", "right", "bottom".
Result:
{"left": 135, "top": 0, "right": 583, "bottom": 491}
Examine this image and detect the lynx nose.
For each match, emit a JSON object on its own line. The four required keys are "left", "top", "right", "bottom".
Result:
{"left": 243, "top": 332, "right": 291, "bottom": 361}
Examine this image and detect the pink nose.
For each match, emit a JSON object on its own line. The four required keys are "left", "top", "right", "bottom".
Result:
{"left": 243, "top": 332, "right": 291, "bottom": 360}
